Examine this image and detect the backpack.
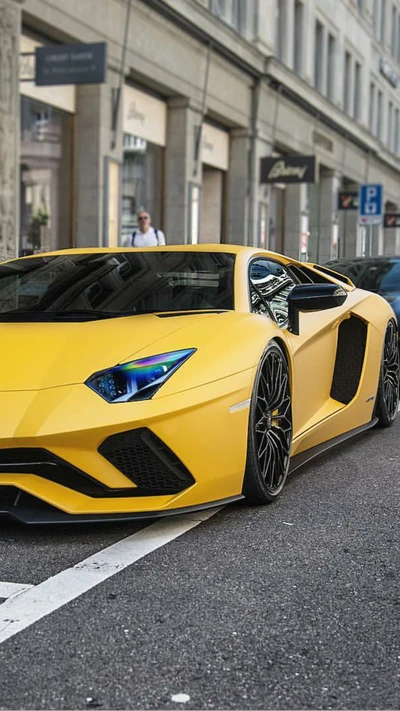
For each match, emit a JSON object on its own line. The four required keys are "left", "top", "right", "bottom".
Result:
{"left": 131, "top": 229, "right": 159, "bottom": 246}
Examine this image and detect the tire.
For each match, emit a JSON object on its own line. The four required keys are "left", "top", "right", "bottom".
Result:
{"left": 243, "top": 341, "right": 293, "bottom": 505}
{"left": 375, "top": 318, "right": 400, "bottom": 428}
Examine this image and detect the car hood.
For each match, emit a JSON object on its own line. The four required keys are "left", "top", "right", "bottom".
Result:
{"left": 0, "top": 312, "right": 226, "bottom": 391}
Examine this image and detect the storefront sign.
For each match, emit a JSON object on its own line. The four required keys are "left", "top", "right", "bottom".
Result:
{"left": 379, "top": 57, "right": 399, "bottom": 88}
{"left": 35, "top": 42, "right": 107, "bottom": 86}
{"left": 384, "top": 213, "right": 400, "bottom": 228}
{"left": 338, "top": 191, "right": 359, "bottom": 210}
{"left": 20, "top": 35, "right": 76, "bottom": 112}
{"left": 260, "top": 155, "right": 317, "bottom": 184}
{"left": 201, "top": 123, "right": 229, "bottom": 171}
{"left": 123, "top": 85, "right": 166, "bottom": 147}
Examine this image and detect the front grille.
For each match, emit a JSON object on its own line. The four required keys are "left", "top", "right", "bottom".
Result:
{"left": 0, "top": 448, "right": 143, "bottom": 498}
{"left": 98, "top": 428, "right": 195, "bottom": 494}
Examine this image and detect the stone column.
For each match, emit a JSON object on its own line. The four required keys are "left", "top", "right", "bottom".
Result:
{"left": 164, "top": 98, "right": 202, "bottom": 244}
{"left": 0, "top": 0, "right": 23, "bottom": 260}
{"left": 227, "top": 125, "right": 273, "bottom": 247}
{"left": 248, "top": 131, "right": 273, "bottom": 247}
{"left": 338, "top": 181, "right": 359, "bottom": 258}
{"left": 318, "top": 171, "right": 341, "bottom": 264}
{"left": 284, "top": 184, "right": 308, "bottom": 260}
{"left": 226, "top": 128, "right": 250, "bottom": 245}
{"left": 75, "top": 67, "right": 123, "bottom": 248}
{"left": 338, "top": 209, "right": 359, "bottom": 258}
{"left": 281, "top": 0, "right": 295, "bottom": 70}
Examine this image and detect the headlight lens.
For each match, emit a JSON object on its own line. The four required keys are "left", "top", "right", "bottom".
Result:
{"left": 86, "top": 349, "right": 196, "bottom": 402}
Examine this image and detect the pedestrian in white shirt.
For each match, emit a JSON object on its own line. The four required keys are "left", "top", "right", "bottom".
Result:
{"left": 131, "top": 210, "right": 166, "bottom": 246}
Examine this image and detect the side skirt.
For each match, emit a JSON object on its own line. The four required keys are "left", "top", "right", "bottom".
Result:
{"left": 289, "top": 417, "right": 378, "bottom": 474}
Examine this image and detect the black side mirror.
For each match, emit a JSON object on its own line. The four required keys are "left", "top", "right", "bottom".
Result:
{"left": 288, "top": 284, "right": 347, "bottom": 335}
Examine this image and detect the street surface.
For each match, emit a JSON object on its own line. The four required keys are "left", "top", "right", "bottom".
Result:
{"left": 0, "top": 419, "right": 399, "bottom": 710}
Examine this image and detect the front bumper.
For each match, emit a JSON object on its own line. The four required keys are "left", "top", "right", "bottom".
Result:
{"left": 0, "top": 371, "right": 252, "bottom": 522}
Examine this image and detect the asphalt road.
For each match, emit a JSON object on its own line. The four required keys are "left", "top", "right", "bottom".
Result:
{"left": 0, "top": 420, "right": 399, "bottom": 711}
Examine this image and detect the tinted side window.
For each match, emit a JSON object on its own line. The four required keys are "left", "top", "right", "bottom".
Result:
{"left": 249, "top": 259, "right": 296, "bottom": 326}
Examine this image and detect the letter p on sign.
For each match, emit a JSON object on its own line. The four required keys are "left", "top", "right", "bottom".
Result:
{"left": 366, "top": 187, "right": 377, "bottom": 201}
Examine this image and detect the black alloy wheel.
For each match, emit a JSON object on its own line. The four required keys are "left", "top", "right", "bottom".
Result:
{"left": 375, "top": 318, "right": 400, "bottom": 427}
{"left": 243, "top": 341, "right": 292, "bottom": 504}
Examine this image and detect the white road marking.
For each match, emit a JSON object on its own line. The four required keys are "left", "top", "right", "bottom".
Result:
{"left": 0, "top": 507, "right": 222, "bottom": 644}
{"left": 0, "top": 582, "right": 34, "bottom": 600}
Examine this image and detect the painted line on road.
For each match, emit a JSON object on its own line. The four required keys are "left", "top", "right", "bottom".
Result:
{"left": 0, "top": 582, "right": 35, "bottom": 600}
{"left": 0, "top": 507, "right": 222, "bottom": 644}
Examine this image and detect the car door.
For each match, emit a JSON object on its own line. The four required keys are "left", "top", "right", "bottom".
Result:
{"left": 249, "top": 258, "right": 344, "bottom": 441}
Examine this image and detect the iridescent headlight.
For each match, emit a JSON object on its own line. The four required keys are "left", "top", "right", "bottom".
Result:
{"left": 85, "top": 349, "right": 196, "bottom": 402}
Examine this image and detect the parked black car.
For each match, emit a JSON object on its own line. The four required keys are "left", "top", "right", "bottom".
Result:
{"left": 325, "top": 257, "right": 400, "bottom": 323}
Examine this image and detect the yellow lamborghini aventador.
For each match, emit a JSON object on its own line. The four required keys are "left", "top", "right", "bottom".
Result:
{"left": 0, "top": 245, "right": 398, "bottom": 523}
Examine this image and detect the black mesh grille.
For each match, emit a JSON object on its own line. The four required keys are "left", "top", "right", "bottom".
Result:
{"left": 331, "top": 316, "right": 368, "bottom": 404}
{"left": 0, "top": 486, "right": 20, "bottom": 506}
{"left": 0, "top": 448, "right": 152, "bottom": 498}
{"left": 98, "top": 428, "right": 195, "bottom": 494}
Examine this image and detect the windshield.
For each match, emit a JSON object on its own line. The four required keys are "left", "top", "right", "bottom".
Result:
{"left": 0, "top": 251, "right": 235, "bottom": 321}
{"left": 328, "top": 260, "right": 400, "bottom": 296}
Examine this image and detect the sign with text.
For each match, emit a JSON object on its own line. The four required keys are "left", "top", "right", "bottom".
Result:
{"left": 260, "top": 155, "right": 317, "bottom": 184}
{"left": 384, "top": 213, "right": 400, "bottom": 228}
{"left": 35, "top": 42, "right": 107, "bottom": 86}
{"left": 358, "top": 184, "right": 383, "bottom": 225}
{"left": 338, "top": 191, "right": 359, "bottom": 210}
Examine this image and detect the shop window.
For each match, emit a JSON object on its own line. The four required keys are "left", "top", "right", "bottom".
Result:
{"left": 19, "top": 96, "right": 73, "bottom": 256}
{"left": 121, "top": 133, "right": 163, "bottom": 245}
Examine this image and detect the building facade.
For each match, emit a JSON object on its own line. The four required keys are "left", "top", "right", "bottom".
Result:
{"left": 1, "top": 0, "right": 400, "bottom": 261}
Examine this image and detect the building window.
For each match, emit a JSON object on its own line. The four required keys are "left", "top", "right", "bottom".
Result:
{"left": 344, "top": 51, "right": 352, "bottom": 113}
{"left": 209, "top": 0, "right": 242, "bottom": 32}
{"left": 391, "top": 4, "right": 397, "bottom": 58}
{"left": 369, "top": 82, "right": 375, "bottom": 132}
{"left": 373, "top": 0, "right": 379, "bottom": 36}
{"left": 397, "top": 15, "right": 400, "bottom": 63}
{"left": 377, "top": 90, "right": 383, "bottom": 139}
{"left": 314, "top": 20, "right": 324, "bottom": 92}
{"left": 121, "top": 134, "right": 163, "bottom": 244}
{"left": 388, "top": 100, "right": 394, "bottom": 148}
{"left": 380, "top": 0, "right": 386, "bottom": 44}
{"left": 327, "top": 34, "right": 336, "bottom": 100}
{"left": 294, "top": 0, "right": 303, "bottom": 75}
{"left": 354, "top": 62, "right": 362, "bottom": 120}
{"left": 275, "top": 0, "right": 283, "bottom": 60}
{"left": 395, "top": 108, "right": 399, "bottom": 153}
{"left": 19, "top": 96, "right": 73, "bottom": 256}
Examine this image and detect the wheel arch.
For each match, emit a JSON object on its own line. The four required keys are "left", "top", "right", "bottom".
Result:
{"left": 269, "top": 336, "right": 293, "bottom": 391}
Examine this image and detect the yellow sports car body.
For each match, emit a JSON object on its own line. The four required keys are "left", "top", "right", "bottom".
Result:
{"left": 0, "top": 245, "right": 398, "bottom": 523}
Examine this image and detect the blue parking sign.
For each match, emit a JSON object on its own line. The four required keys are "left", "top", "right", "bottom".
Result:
{"left": 358, "top": 184, "right": 383, "bottom": 225}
